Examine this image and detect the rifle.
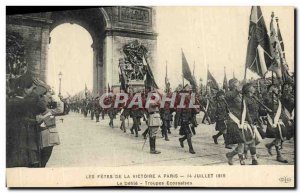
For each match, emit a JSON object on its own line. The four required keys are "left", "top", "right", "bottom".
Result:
{"left": 252, "top": 95, "right": 273, "bottom": 113}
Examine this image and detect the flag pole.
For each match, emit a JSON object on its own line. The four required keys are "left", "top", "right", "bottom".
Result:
{"left": 193, "top": 61, "right": 195, "bottom": 77}
{"left": 272, "top": 71, "right": 275, "bottom": 123}
{"left": 244, "top": 63, "right": 247, "bottom": 81}
{"left": 206, "top": 64, "right": 208, "bottom": 96}
{"left": 181, "top": 48, "right": 184, "bottom": 89}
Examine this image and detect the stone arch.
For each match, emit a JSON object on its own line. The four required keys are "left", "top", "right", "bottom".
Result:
{"left": 48, "top": 8, "right": 110, "bottom": 93}
{"left": 7, "top": 6, "right": 157, "bottom": 95}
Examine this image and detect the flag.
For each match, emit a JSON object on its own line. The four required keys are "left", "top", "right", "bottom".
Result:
{"left": 276, "top": 16, "right": 293, "bottom": 83}
{"left": 276, "top": 17, "right": 285, "bottom": 60}
{"left": 165, "top": 62, "right": 171, "bottom": 92}
{"left": 245, "top": 6, "right": 273, "bottom": 77}
{"left": 207, "top": 70, "right": 219, "bottom": 91}
{"left": 223, "top": 67, "right": 229, "bottom": 91}
{"left": 269, "top": 12, "right": 283, "bottom": 78}
{"left": 182, "top": 50, "right": 197, "bottom": 89}
{"left": 85, "top": 83, "right": 88, "bottom": 97}
{"left": 269, "top": 13, "right": 293, "bottom": 83}
{"left": 143, "top": 56, "right": 159, "bottom": 89}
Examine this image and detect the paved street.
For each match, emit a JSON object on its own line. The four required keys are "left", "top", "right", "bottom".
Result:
{"left": 47, "top": 112, "right": 294, "bottom": 167}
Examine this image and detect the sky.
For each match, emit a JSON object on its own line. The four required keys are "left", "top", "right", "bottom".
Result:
{"left": 156, "top": 6, "right": 294, "bottom": 89}
{"left": 47, "top": 6, "right": 294, "bottom": 96}
{"left": 47, "top": 24, "right": 93, "bottom": 96}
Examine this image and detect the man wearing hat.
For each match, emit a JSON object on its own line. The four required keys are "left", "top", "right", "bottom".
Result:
{"left": 94, "top": 96, "right": 101, "bottom": 122}
{"left": 160, "top": 91, "right": 174, "bottom": 141}
{"left": 87, "top": 97, "right": 95, "bottom": 120}
{"left": 241, "top": 83, "right": 261, "bottom": 165}
{"left": 264, "top": 83, "right": 289, "bottom": 163}
{"left": 7, "top": 74, "right": 49, "bottom": 167}
{"left": 224, "top": 78, "right": 250, "bottom": 165}
{"left": 280, "top": 81, "right": 295, "bottom": 141}
{"left": 146, "top": 99, "right": 161, "bottom": 154}
{"left": 177, "top": 90, "right": 196, "bottom": 154}
{"left": 36, "top": 82, "right": 61, "bottom": 167}
{"left": 212, "top": 90, "right": 229, "bottom": 146}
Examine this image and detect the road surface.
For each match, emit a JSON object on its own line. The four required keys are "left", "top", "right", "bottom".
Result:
{"left": 47, "top": 112, "right": 294, "bottom": 167}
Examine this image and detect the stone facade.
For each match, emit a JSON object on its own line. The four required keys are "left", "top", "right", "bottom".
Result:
{"left": 6, "top": 7, "right": 157, "bottom": 94}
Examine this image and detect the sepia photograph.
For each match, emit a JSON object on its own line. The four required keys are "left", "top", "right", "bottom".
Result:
{"left": 5, "top": 5, "right": 295, "bottom": 188}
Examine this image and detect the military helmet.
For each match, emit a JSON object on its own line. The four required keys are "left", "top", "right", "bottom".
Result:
{"left": 228, "top": 78, "right": 239, "bottom": 88}
{"left": 216, "top": 90, "right": 225, "bottom": 97}
{"left": 242, "top": 83, "right": 254, "bottom": 94}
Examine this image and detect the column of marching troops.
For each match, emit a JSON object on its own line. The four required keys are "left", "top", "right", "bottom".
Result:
{"left": 69, "top": 77, "right": 295, "bottom": 165}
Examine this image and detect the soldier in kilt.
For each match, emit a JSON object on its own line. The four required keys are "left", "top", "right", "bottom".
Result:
{"left": 225, "top": 79, "right": 255, "bottom": 165}
{"left": 241, "top": 83, "right": 263, "bottom": 165}
{"left": 212, "top": 90, "right": 229, "bottom": 147}
{"left": 178, "top": 108, "right": 195, "bottom": 154}
{"left": 280, "top": 82, "right": 295, "bottom": 141}
{"left": 264, "top": 83, "right": 289, "bottom": 163}
{"left": 177, "top": 90, "right": 196, "bottom": 154}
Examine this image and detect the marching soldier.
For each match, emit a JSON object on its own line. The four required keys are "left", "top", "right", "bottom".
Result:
{"left": 129, "top": 93, "right": 144, "bottom": 137}
{"left": 82, "top": 99, "right": 88, "bottom": 117}
{"left": 120, "top": 108, "right": 127, "bottom": 132}
{"left": 160, "top": 91, "right": 174, "bottom": 141}
{"left": 264, "top": 83, "right": 289, "bottom": 163}
{"left": 190, "top": 90, "right": 201, "bottom": 135}
{"left": 173, "top": 89, "right": 182, "bottom": 129}
{"left": 94, "top": 96, "right": 101, "bottom": 122}
{"left": 178, "top": 108, "right": 196, "bottom": 154}
{"left": 86, "top": 98, "right": 94, "bottom": 120}
{"left": 281, "top": 81, "right": 295, "bottom": 141}
{"left": 225, "top": 78, "right": 254, "bottom": 165}
{"left": 106, "top": 95, "right": 115, "bottom": 128}
{"left": 146, "top": 100, "right": 162, "bottom": 154}
{"left": 160, "top": 108, "right": 172, "bottom": 141}
{"left": 177, "top": 89, "right": 196, "bottom": 154}
{"left": 212, "top": 90, "right": 229, "bottom": 146}
{"left": 241, "top": 83, "right": 263, "bottom": 165}
{"left": 130, "top": 109, "right": 142, "bottom": 137}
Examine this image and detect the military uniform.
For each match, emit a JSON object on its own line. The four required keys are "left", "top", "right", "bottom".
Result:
{"left": 94, "top": 97, "right": 101, "bottom": 122}
{"left": 280, "top": 84, "right": 295, "bottom": 140}
{"left": 147, "top": 102, "right": 161, "bottom": 154}
{"left": 120, "top": 108, "right": 129, "bottom": 132}
{"left": 106, "top": 96, "right": 115, "bottom": 128}
{"left": 242, "top": 83, "right": 264, "bottom": 165}
{"left": 160, "top": 92, "right": 173, "bottom": 141}
{"left": 178, "top": 108, "right": 195, "bottom": 154}
{"left": 82, "top": 99, "right": 88, "bottom": 117}
{"left": 130, "top": 109, "right": 143, "bottom": 137}
{"left": 225, "top": 80, "right": 255, "bottom": 165}
{"left": 212, "top": 91, "right": 229, "bottom": 145}
{"left": 87, "top": 98, "right": 94, "bottom": 120}
{"left": 264, "top": 87, "right": 289, "bottom": 163}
